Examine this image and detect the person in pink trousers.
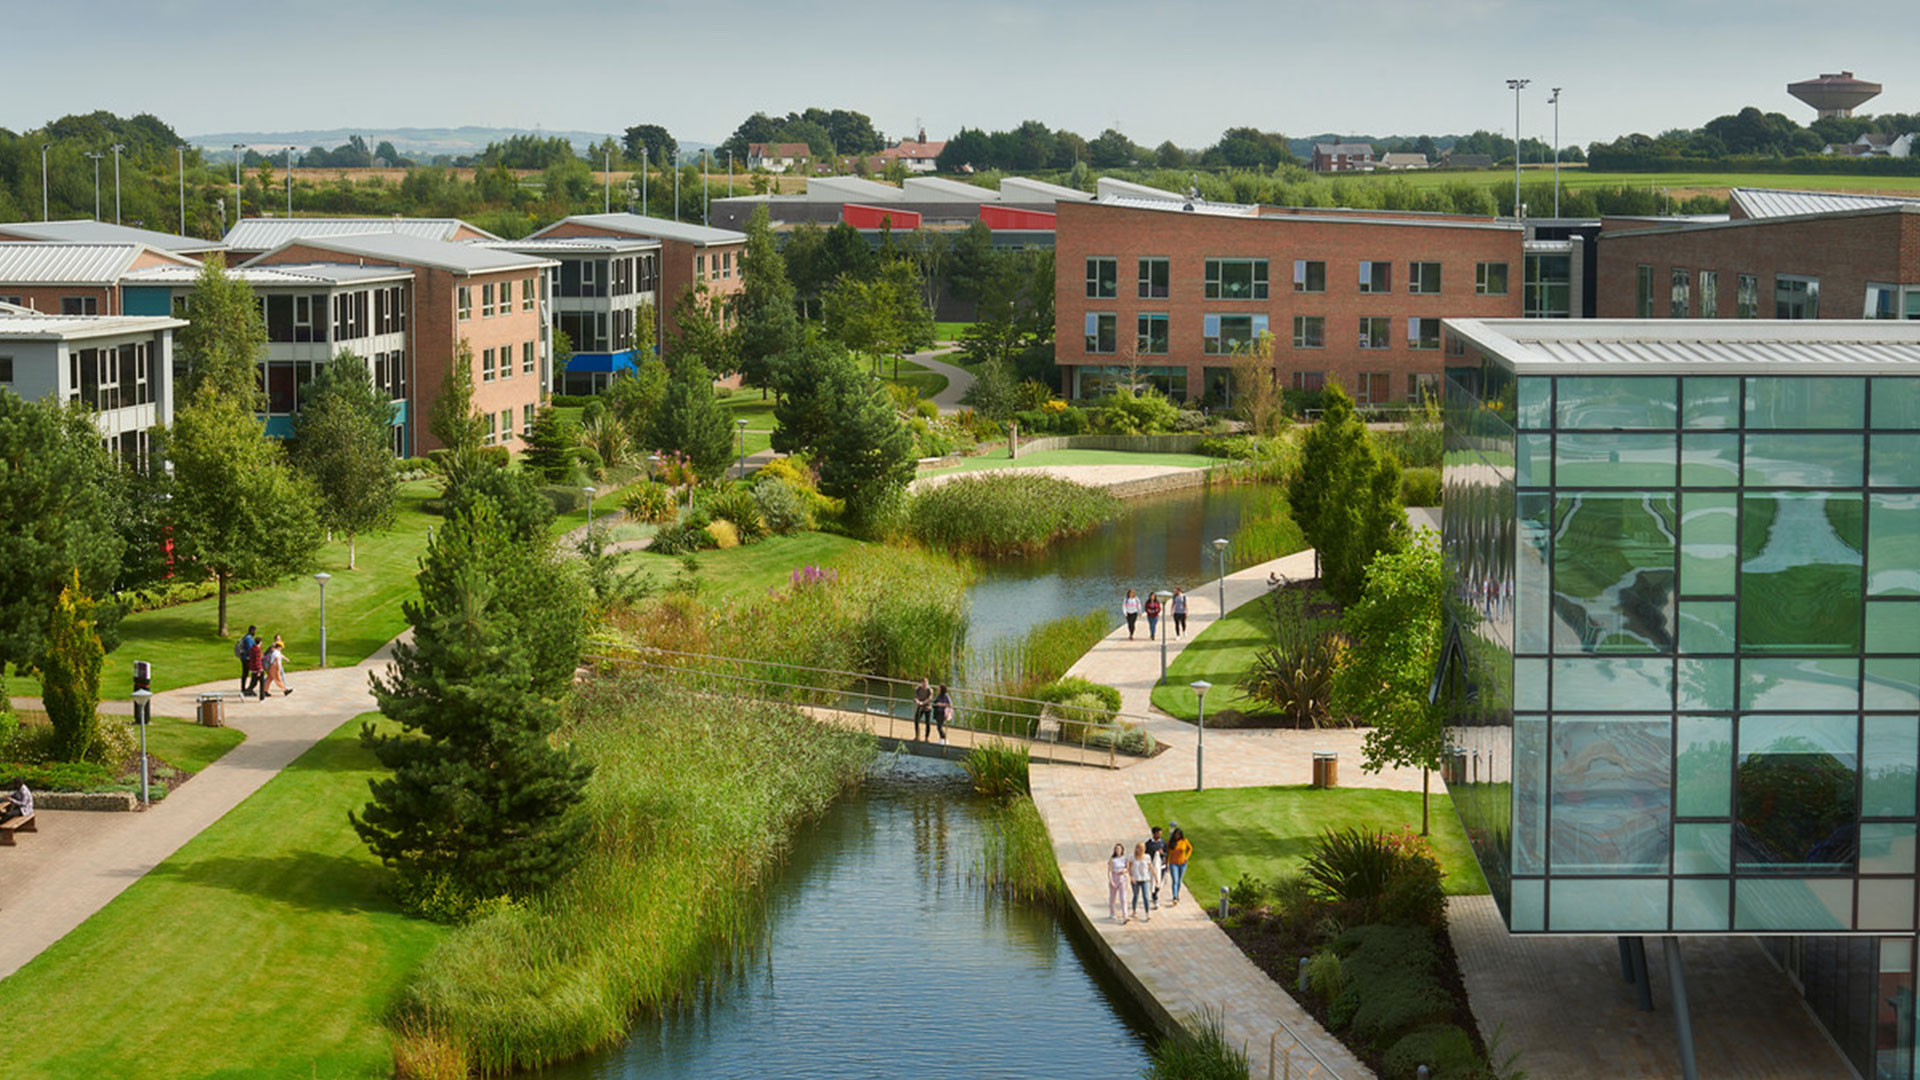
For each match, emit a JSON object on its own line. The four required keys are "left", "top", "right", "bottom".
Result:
{"left": 1107, "top": 843, "right": 1130, "bottom": 923}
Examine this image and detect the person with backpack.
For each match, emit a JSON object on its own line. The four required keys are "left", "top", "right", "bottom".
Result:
{"left": 235, "top": 626, "right": 258, "bottom": 695}
{"left": 1171, "top": 588, "right": 1188, "bottom": 638}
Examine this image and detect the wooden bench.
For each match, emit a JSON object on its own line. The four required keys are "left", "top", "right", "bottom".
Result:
{"left": 0, "top": 812, "right": 36, "bottom": 846}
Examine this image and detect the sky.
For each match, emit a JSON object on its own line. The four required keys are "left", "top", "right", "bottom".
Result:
{"left": 7, "top": 0, "right": 1917, "bottom": 150}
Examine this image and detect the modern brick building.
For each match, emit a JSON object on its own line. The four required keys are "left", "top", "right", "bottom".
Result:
{"left": 1053, "top": 198, "right": 1526, "bottom": 403}
{"left": 0, "top": 242, "right": 201, "bottom": 316}
{"left": 478, "top": 236, "right": 663, "bottom": 395}
{"left": 529, "top": 214, "right": 746, "bottom": 354}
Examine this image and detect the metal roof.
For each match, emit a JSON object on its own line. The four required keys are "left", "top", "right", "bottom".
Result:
{"left": 997, "top": 176, "right": 1096, "bottom": 204}
{"left": 123, "top": 262, "right": 412, "bottom": 286}
{"left": 0, "top": 242, "right": 183, "bottom": 284}
{"left": 1095, "top": 177, "right": 1185, "bottom": 202}
{"left": 247, "top": 234, "right": 554, "bottom": 275}
{"left": 1315, "top": 143, "right": 1376, "bottom": 156}
{"left": 1083, "top": 198, "right": 1518, "bottom": 231}
{"left": 899, "top": 177, "right": 996, "bottom": 202}
{"left": 475, "top": 237, "right": 659, "bottom": 255}
{"left": 1445, "top": 318, "right": 1920, "bottom": 374}
{"left": 533, "top": 213, "right": 746, "bottom": 247}
{"left": 223, "top": 217, "right": 499, "bottom": 251}
{"left": 1730, "top": 187, "right": 1920, "bottom": 219}
{"left": 0, "top": 310, "right": 187, "bottom": 340}
{"left": 1096, "top": 196, "right": 1259, "bottom": 218}
{"left": 0, "top": 219, "right": 224, "bottom": 254}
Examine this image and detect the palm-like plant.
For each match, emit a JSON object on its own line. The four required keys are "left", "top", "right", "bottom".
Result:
{"left": 1238, "top": 622, "right": 1345, "bottom": 727}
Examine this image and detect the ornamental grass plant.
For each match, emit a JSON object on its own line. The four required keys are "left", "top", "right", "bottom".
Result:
{"left": 907, "top": 473, "right": 1121, "bottom": 557}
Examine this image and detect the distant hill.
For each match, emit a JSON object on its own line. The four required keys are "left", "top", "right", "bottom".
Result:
{"left": 186, "top": 125, "right": 716, "bottom": 161}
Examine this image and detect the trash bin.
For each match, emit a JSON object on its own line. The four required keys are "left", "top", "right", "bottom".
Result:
{"left": 1312, "top": 750, "right": 1338, "bottom": 789}
{"left": 1443, "top": 747, "right": 1469, "bottom": 786}
{"left": 197, "top": 694, "right": 226, "bottom": 728}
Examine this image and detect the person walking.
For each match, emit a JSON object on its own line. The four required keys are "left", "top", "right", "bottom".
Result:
{"left": 1171, "top": 588, "right": 1188, "bottom": 638}
{"left": 930, "top": 684, "right": 951, "bottom": 745}
{"left": 236, "top": 625, "right": 258, "bottom": 695}
{"left": 912, "top": 677, "right": 934, "bottom": 740}
{"left": 263, "top": 635, "right": 293, "bottom": 697}
{"left": 1122, "top": 589, "right": 1142, "bottom": 639}
{"left": 1107, "top": 844, "right": 1130, "bottom": 923}
{"left": 247, "top": 634, "right": 267, "bottom": 701}
{"left": 1144, "top": 592, "right": 1162, "bottom": 641}
{"left": 1166, "top": 825, "right": 1192, "bottom": 905}
{"left": 1128, "top": 842, "right": 1154, "bottom": 922}
{"left": 1143, "top": 826, "right": 1167, "bottom": 909}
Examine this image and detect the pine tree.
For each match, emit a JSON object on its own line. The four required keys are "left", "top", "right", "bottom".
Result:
{"left": 291, "top": 351, "right": 397, "bottom": 570}
{"left": 735, "top": 205, "right": 802, "bottom": 393}
{"left": 521, "top": 406, "right": 581, "bottom": 482}
{"left": 1287, "top": 382, "right": 1405, "bottom": 606}
{"left": 40, "top": 571, "right": 104, "bottom": 763}
{"left": 651, "top": 359, "right": 735, "bottom": 480}
{"left": 816, "top": 365, "right": 916, "bottom": 527}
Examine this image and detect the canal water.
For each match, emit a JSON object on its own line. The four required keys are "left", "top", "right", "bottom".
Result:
{"left": 538, "top": 756, "right": 1154, "bottom": 1079}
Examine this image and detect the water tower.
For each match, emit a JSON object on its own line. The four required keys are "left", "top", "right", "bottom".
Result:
{"left": 1788, "top": 71, "right": 1882, "bottom": 118}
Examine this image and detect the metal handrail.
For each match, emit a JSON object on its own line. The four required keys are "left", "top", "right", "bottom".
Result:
{"left": 1268, "top": 1022, "right": 1344, "bottom": 1080}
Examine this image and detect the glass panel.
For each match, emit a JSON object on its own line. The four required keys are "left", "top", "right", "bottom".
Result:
{"left": 1870, "top": 494, "right": 1920, "bottom": 596}
{"left": 1868, "top": 602, "right": 1920, "bottom": 653}
{"left": 1872, "top": 376, "right": 1920, "bottom": 430}
{"left": 1740, "top": 657, "right": 1860, "bottom": 710}
{"left": 1680, "top": 433, "right": 1740, "bottom": 486}
{"left": 1679, "top": 601, "right": 1736, "bottom": 653}
{"left": 1680, "top": 492, "right": 1738, "bottom": 596}
{"left": 1683, "top": 377, "right": 1741, "bottom": 429}
{"left": 1548, "top": 879, "right": 1669, "bottom": 932}
{"left": 1550, "top": 716, "right": 1671, "bottom": 874}
{"left": 1516, "top": 494, "right": 1552, "bottom": 654}
{"left": 1871, "top": 434, "right": 1920, "bottom": 488}
{"left": 1739, "top": 494, "right": 1863, "bottom": 654}
{"left": 1676, "top": 716, "right": 1733, "bottom": 817}
{"left": 1516, "top": 434, "right": 1552, "bottom": 487}
{"left": 1555, "top": 376, "right": 1676, "bottom": 430}
{"left": 1737, "top": 715, "right": 1859, "bottom": 872}
{"left": 1746, "top": 376, "right": 1865, "bottom": 429}
{"left": 1743, "top": 434, "right": 1863, "bottom": 487}
{"left": 1857, "top": 879, "right": 1914, "bottom": 931}
{"left": 1677, "top": 658, "right": 1735, "bottom": 712}
{"left": 1554, "top": 433, "right": 1674, "bottom": 488}
{"left": 1513, "top": 716, "right": 1547, "bottom": 874}
{"left": 1514, "top": 659, "right": 1547, "bottom": 711}
{"left": 1671, "top": 878, "right": 1730, "bottom": 931}
{"left": 1674, "top": 822, "right": 1731, "bottom": 873}
{"left": 1734, "top": 878, "right": 1853, "bottom": 931}
{"left": 1861, "top": 823, "right": 1916, "bottom": 875}
{"left": 1551, "top": 657, "right": 1671, "bottom": 710}
{"left": 1553, "top": 494, "right": 1677, "bottom": 654}
{"left": 1866, "top": 657, "right": 1920, "bottom": 712}
{"left": 1517, "top": 377, "right": 1552, "bottom": 430}
{"left": 1510, "top": 877, "right": 1545, "bottom": 932}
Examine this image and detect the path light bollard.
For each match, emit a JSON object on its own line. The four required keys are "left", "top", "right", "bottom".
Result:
{"left": 1220, "top": 884, "right": 1230, "bottom": 919}
{"left": 583, "top": 485, "right": 597, "bottom": 533}
{"left": 1212, "top": 537, "right": 1230, "bottom": 618}
{"left": 1417, "top": 1067, "right": 1430, "bottom": 1080}
{"left": 736, "top": 417, "right": 748, "bottom": 479}
{"left": 1297, "top": 956, "right": 1311, "bottom": 993}
{"left": 1192, "top": 680, "right": 1211, "bottom": 791}
{"left": 1155, "top": 589, "right": 1174, "bottom": 683}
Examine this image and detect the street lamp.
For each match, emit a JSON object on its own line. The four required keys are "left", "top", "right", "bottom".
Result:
{"left": 703, "top": 149, "right": 711, "bottom": 226}
{"left": 583, "top": 485, "right": 598, "bottom": 532}
{"left": 727, "top": 148, "right": 734, "bottom": 197}
{"left": 85, "top": 151, "right": 104, "bottom": 220}
{"left": 110, "top": 143, "right": 125, "bottom": 224}
{"left": 178, "top": 146, "right": 187, "bottom": 235}
{"left": 1549, "top": 87, "right": 1563, "bottom": 219}
{"left": 1506, "top": 78, "right": 1530, "bottom": 219}
{"left": 130, "top": 688, "right": 153, "bottom": 806}
{"left": 313, "top": 572, "right": 332, "bottom": 668}
{"left": 1211, "top": 538, "right": 1229, "bottom": 618}
{"left": 40, "top": 144, "right": 50, "bottom": 221}
{"left": 285, "top": 146, "right": 295, "bottom": 216}
{"left": 232, "top": 144, "right": 245, "bottom": 224}
{"left": 736, "top": 418, "right": 748, "bottom": 479}
{"left": 1191, "top": 680, "right": 1211, "bottom": 791}
{"left": 1154, "top": 590, "right": 1174, "bottom": 682}
{"left": 602, "top": 144, "right": 612, "bottom": 214}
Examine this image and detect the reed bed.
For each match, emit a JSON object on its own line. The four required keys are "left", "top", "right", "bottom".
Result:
{"left": 908, "top": 474, "right": 1122, "bottom": 557}
{"left": 975, "top": 795, "right": 1066, "bottom": 909}
{"left": 1226, "top": 486, "right": 1308, "bottom": 570}
{"left": 387, "top": 677, "right": 873, "bottom": 1077}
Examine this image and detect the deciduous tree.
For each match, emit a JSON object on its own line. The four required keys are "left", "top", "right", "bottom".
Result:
{"left": 1337, "top": 531, "right": 1446, "bottom": 833}
{"left": 429, "top": 341, "right": 486, "bottom": 481}
{"left": 291, "top": 351, "right": 397, "bottom": 570}
{"left": 175, "top": 255, "right": 266, "bottom": 405}
{"left": 735, "top": 205, "right": 802, "bottom": 394}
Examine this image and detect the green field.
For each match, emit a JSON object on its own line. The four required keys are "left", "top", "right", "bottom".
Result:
{"left": 1136, "top": 786, "right": 1489, "bottom": 911}
{"left": 0, "top": 715, "right": 445, "bottom": 1079}
{"left": 622, "top": 531, "right": 868, "bottom": 602}
{"left": 926, "top": 448, "right": 1219, "bottom": 476}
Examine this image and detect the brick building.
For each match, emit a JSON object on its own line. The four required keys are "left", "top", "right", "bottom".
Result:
{"left": 529, "top": 214, "right": 746, "bottom": 354}
{"left": 1595, "top": 203, "right": 1920, "bottom": 320}
{"left": 0, "top": 242, "right": 200, "bottom": 315}
{"left": 478, "top": 236, "right": 663, "bottom": 395}
{"left": 1054, "top": 198, "right": 1526, "bottom": 404}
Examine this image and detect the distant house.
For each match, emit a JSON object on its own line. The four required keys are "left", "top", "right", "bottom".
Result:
{"left": 1311, "top": 142, "right": 1376, "bottom": 173}
{"left": 1379, "top": 152, "right": 1430, "bottom": 171}
{"left": 746, "top": 143, "right": 813, "bottom": 173}
{"left": 878, "top": 133, "right": 947, "bottom": 174}
{"left": 1438, "top": 152, "right": 1496, "bottom": 170}
{"left": 1824, "top": 132, "right": 1916, "bottom": 158}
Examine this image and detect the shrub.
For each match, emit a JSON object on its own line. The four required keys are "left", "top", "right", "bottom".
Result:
{"left": 397, "top": 455, "right": 438, "bottom": 475}
{"left": 1114, "top": 723, "right": 1156, "bottom": 757}
{"left": 756, "top": 455, "right": 816, "bottom": 492}
{"left": 1143, "top": 1011, "right": 1249, "bottom": 1080}
{"left": 538, "top": 485, "right": 587, "bottom": 516}
{"left": 1400, "top": 466, "right": 1441, "bottom": 507}
{"left": 1097, "top": 387, "right": 1182, "bottom": 434}
{"left": 580, "top": 398, "right": 607, "bottom": 424}
{"left": 1173, "top": 409, "right": 1210, "bottom": 432}
{"left": 751, "top": 477, "right": 811, "bottom": 534}
{"left": 907, "top": 473, "right": 1120, "bottom": 557}
{"left": 1038, "top": 676, "right": 1122, "bottom": 718}
{"left": 1382, "top": 1024, "right": 1483, "bottom": 1080}
{"left": 961, "top": 740, "right": 1030, "bottom": 799}
{"left": 1349, "top": 970, "right": 1455, "bottom": 1049}
{"left": 1046, "top": 692, "right": 1108, "bottom": 744}
{"left": 0, "top": 759, "right": 116, "bottom": 791}
{"left": 1304, "top": 828, "right": 1403, "bottom": 909}
{"left": 572, "top": 445, "right": 605, "bottom": 479}
{"left": 648, "top": 522, "right": 717, "bottom": 556}
{"left": 479, "top": 445, "right": 511, "bottom": 470}
{"left": 621, "top": 481, "right": 677, "bottom": 525}
{"left": 914, "top": 399, "right": 938, "bottom": 419}
{"left": 708, "top": 489, "right": 767, "bottom": 543}
{"left": 1237, "top": 592, "right": 1344, "bottom": 728}
{"left": 1227, "top": 870, "right": 1266, "bottom": 910}
{"left": 704, "top": 519, "right": 741, "bottom": 549}
{"left": 1334, "top": 924, "right": 1453, "bottom": 1049}
{"left": 1197, "top": 435, "right": 1255, "bottom": 459}
{"left": 1306, "top": 948, "right": 1349, "bottom": 1001}
{"left": 546, "top": 394, "right": 595, "bottom": 409}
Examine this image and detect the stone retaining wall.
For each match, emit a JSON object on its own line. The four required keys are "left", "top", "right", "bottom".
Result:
{"left": 1012, "top": 433, "right": 1208, "bottom": 458}
{"left": 37, "top": 791, "right": 139, "bottom": 812}
{"left": 1103, "top": 469, "right": 1215, "bottom": 500}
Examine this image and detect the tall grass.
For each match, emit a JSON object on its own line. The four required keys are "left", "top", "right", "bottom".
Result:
{"left": 968, "top": 608, "right": 1111, "bottom": 688}
{"left": 1226, "top": 486, "right": 1308, "bottom": 570}
{"left": 387, "top": 677, "right": 873, "bottom": 1077}
{"left": 1143, "top": 1009, "right": 1252, "bottom": 1080}
{"left": 975, "top": 795, "right": 1066, "bottom": 908}
{"left": 961, "top": 740, "right": 1030, "bottom": 799}
{"left": 908, "top": 473, "right": 1122, "bottom": 556}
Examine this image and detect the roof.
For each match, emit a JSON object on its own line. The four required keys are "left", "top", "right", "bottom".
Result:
{"left": 532, "top": 213, "right": 746, "bottom": 247}
{"left": 0, "top": 219, "right": 224, "bottom": 254}
{"left": 900, "top": 176, "right": 996, "bottom": 202}
{"left": 748, "top": 143, "right": 812, "bottom": 158}
{"left": 1096, "top": 195, "right": 1259, "bottom": 218}
{"left": 1730, "top": 186, "right": 1920, "bottom": 219}
{"left": 880, "top": 140, "right": 946, "bottom": 160}
{"left": 1445, "top": 318, "right": 1920, "bottom": 374}
{"left": 0, "top": 310, "right": 187, "bottom": 341}
{"left": 247, "top": 233, "right": 555, "bottom": 274}
{"left": 475, "top": 237, "right": 660, "bottom": 255}
{"left": 223, "top": 217, "right": 499, "bottom": 251}
{"left": 123, "top": 262, "right": 412, "bottom": 286}
{"left": 0, "top": 242, "right": 196, "bottom": 284}
{"left": 1315, "top": 143, "right": 1375, "bottom": 157}
{"left": 1080, "top": 198, "right": 1520, "bottom": 231}
{"left": 998, "top": 176, "right": 1095, "bottom": 203}
{"left": 1095, "top": 177, "right": 1186, "bottom": 202}
{"left": 1380, "top": 152, "right": 1429, "bottom": 167}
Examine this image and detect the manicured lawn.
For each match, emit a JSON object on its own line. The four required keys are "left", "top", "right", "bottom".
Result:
{"left": 935, "top": 321, "right": 972, "bottom": 342}
{"left": 876, "top": 356, "right": 948, "bottom": 402}
{"left": 927, "top": 448, "right": 1220, "bottom": 476}
{"left": 622, "top": 531, "right": 868, "bottom": 603}
{"left": 1135, "top": 785, "right": 1490, "bottom": 911}
{"left": 146, "top": 715, "right": 247, "bottom": 775}
{"left": 718, "top": 392, "right": 778, "bottom": 457}
{"left": 0, "top": 714, "right": 446, "bottom": 1078}
{"left": 1149, "top": 591, "right": 1269, "bottom": 721}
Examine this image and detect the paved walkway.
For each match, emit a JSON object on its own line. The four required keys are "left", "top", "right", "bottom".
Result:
{"left": 914, "top": 347, "right": 974, "bottom": 413}
{"left": 0, "top": 647, "right": 393, "bottom": 980}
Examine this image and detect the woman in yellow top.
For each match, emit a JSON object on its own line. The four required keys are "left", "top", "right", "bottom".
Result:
{"left": 1165, "top": 825, "right": 1192, "bottom": 906}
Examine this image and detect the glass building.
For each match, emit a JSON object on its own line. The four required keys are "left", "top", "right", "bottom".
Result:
{"left": 1440, "top": 319, "right": 1920, "bottom": 1079}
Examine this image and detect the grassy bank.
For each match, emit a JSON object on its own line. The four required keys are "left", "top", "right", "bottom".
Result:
{"left": 389, "top": 677, "right": 874, "bottom": 1075}
{"left": 908, "top": 473, "right": 1121, "bottom": 556}
{"left": 0, "top": 714, "right": 446, "bottom": 1078}
{"left": 621, "top": 531, "right": 866, "bottom": 602}
{"left": 1149, "top": 591, "right": 1272, "bottom": 722}
{"left": 1135, "top": 786, "right": 1489, "bottom": 910}
{"left": 925, "top": 448, "right": 1220, "bottom": 476}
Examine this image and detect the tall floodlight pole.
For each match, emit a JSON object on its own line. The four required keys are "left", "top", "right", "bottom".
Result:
{"left": 1550, "top": 87, "right": 1563, "bottom": 219}
{"left": 603, "top": 145, "right": 612, "bottom": 213}
{"left": 727, "top": 149, "right": 734, "bottom": 197}
{"left": 40, "top": 144, "right": 50, "bottom": 221}
{"left": 86, "top": 152, "right": 104, "bottom": 220}
{"left": 641, "top": 146, "right": 649, "bottom": 215}
{"left": 110, "top": 144, "right": 126, "bottom": 224}
{"left": 673, "top": 150, "right": 680, "bottom": 222}
{"left": 703, "top": 149, "right": 710, "bottom": 226}
{"left": 286, "top": 147, "right": 294, "bottom": 216}
{"left": 177, "top": 146, "right": 186, "bottom": 234}
{"left": 1506, "top": 78, "right": 1529, "bottom": 218}
{"left": 232, "top": 144, "right": 245, "bottom": 223}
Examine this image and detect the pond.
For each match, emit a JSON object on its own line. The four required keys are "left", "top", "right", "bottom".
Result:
{"left": 538, "top": 757, "right": 1154, "bottom": 1079}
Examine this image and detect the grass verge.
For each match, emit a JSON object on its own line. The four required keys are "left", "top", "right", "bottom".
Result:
{"left": 925, "top": 448, "right": 1220, "bottom": 476}
{"left": 1135, "top": 785, "right": 1489, "bottom": 908}
{"left": 620, "top": 531, "right": 866, "bottom": 603}
{"left": 1149, "top": 591, "right": 1272, "bottom": 722}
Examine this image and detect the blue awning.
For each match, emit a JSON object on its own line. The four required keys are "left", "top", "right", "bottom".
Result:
{"left": 566, "top": 349, "right": 639, "bottom": 374}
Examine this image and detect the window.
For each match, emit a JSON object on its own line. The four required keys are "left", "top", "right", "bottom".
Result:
{"left": 522, "top": 340, "right": 536, "bottom": 374}
{"left": 1407, "top": 373, "right": 1440, "bottom": 402}
{"left": 1137, "top": 257, "right": 1169, "bottom": 299}
{"left": 1736, "top": 273, "right": 1759, "bottom": 318}
{"left": 523, "top": 403, "right": 536, "bottom": 438}
{"left": 1408, "top": 261, "right": 1442, "bottom": 294}
{"left": 0, "top": 356, "right": 11, "bottom": 383}
{"left": 1670, "top": 268, "right": 1691, "bottom": 318}
{"left": 1136, "top": 313, "right": 1169, "bottom": 354}
{"left": 1291, "top": 371, "right": 1324, "bottom": 392}
{"left": 0, "top": 295, "right": 20, "bottom": 307}
{"left": 1292, "top": 315, "right": 1324, "bottom": 348}
{"left": 1084, "top": 312, "right": 1116, "bottom": 353}
{"left": 1776, "top": 275, "right": 1819, "bottom": 320}
{"left": 1476, "top": 262, "right": 1509, "bottom": 296}
{"left": 1358, "top": 317, "right": 1390, "bottom": 349}
{"left": 1205, "top": 258, "right": 1268, "bottom": 300}
{"left": 1203, "top": 313, "right": 1268, "bottom": 354}
{"left": 1699, "top": 270, "right": 1719, "bottom": 318}
{"left": 1358, "top": 261, "right": 1392, "bottom": 294}
{"left": 483, "top": 283, "right": 497, "bottom": 317}
{"left": 61, "top": 296, "right": 98, "bottom": 315}
{"left": 1868, "top": 282, "right": 1900, "bottom": 318}
{"left": 482, "top": 347, "right": 496, "bottom": 382}
{"left": 1524, "top": 252, "right": 1572, "bottom": 318}
{"left": 1635, "top": 265, "right": 1653, "bottom": 317}
{"left": 457, "top": 285, "right": 472, "bottom": 321}
{"left": 484, "top": 411, "right": 498, "bottom": 445}
{"left": 1356, "top": 372, "right": 1391, "bottom": 406}
{"left": 523, "top": 276, "right": 537, "bottom": 311}
{"left": 1086, "top": 257, "right": 1118, "bottom": 299}
{"left": 1292, "top": 260, "right": 1325, "bottom": 293}
{"left": 330, "top": 291, "right": 368, "bottom": 341}
{"left": 499, "top": 409, "right": 514, "bottom": 443}
{"left": 1407, "top": 317, "right": 1441, "bottom": 350}
{"left": 696, "top": 254, "right": 706, "bottom": 280}
{"left": 722, "top": 253, "right": 733, "bottom": 279}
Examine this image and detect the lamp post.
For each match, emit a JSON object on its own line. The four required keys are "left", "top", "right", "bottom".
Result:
{"left": 86, "top": 151, "right": 104, "bottom": 220}
{"left": 673, "top": 149, "right": 680, "bottom": 222}
{"left": 40, "top": 143, "right": 50, "bottom": 221}
{"left": 1191, "top": 680, "right": 1211, "bottom": 791}
{"left": 736, "top": 418, "right": 748, "bottom": 479}
{"left": 1154, "top": 590, "right": 1174, "bottom": 682}
{"left": 1211, "top": 538, "right": 1229, "bottom": 618}
{"left": 583, "top": 485, "right": 598, "bottom": 533}
{"left": 1506, "top": 78, "right": 1530, "bottom": 218}
{"left": 285, "top": 146, "right": 294, "bottom": 216}
{"left": 130, "top": 688, "right": 153, "bottom": 806}
{"left": 702, "top": 149, "right": 711, "bottom": 226}
{"left": 109, "top": 143, "right": 125, "bottom": 224}
{"left": 602, "top": 144, "right": 612, "bottom": 213}
{"left": 178, "top": 146, "right": 186, "bottom": 235}
{"left": 313, "top": 572, "right": 332, "bottom": 668}
{"left": 1549, "top": 87, "right": 1563, "bottom": 219}
{"left": 641, "top": 146, "right": 649, "bottom": 215}
{"left": 727, "top": 149, "right": 734, "bottom": 197}
{"left": 232, "top": 144, "right": 245, "bottom": 223}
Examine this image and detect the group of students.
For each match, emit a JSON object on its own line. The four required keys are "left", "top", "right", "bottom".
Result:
{"left": 910, "top": 677, "right": 953, "bottom": 743}
{"left": 1120, "top": 588, "right": 1188, "bottom": 642}
{"left": 234, "top": 625, "right": 293, "bottom": 701}
{"left": 1107, "top": 823, "right": 1192, "bottom": 924}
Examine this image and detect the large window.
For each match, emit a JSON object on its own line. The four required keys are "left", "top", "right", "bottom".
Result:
{"left": 1407, "top": 317, "right": 1440, "bottom": 350}
{"left": 1293, "top": 260, "right": 1325, "bottom": 293}
{"left": 0, "top": 356, "right": 12, "bottom": 384}
{"left": 1358, "top": 260, "right": 1392, "bottom": 294}
{"left": 1776, "top": 275, "right": 1820, "bottom": 320}
{"left": 1524, "top": 253, "right": 1572, "bottom": 318}
{"left": 482, "top": 347, "right": 497, "bottom": 382}
{"left": 1203, "top": 313, "right": 1268, "bottom": 354}
{"left": 1136, "top": 313, "right": 1168, "bottom": 354}
{"left": 481, "top": 282, "right": 496, "bottom": 317}
{"left": 456, "top": 285, "right": 472, "bottom": 321}
{"left": 61, "top": 296, "right": 98, "bottom": 315}
{"left": 1671, "top": 268, "right": 1691, "bottom": 319}
{"left": 1137, "top": 257, "right": 1169, "bottom": 299}
{"left": 1086, "top": 257, "right": 1118, "bottom": 299}
{"left": 1477, "top": 262, "right": 1510, "bottom": 296}
{"left": 1699, "top": 270, "right": 1719, "bottom": 318}
{"left": 1356, "top": 372, "right": 1390, "bottom": 406}
{"left": 1205, "top": 258, "right": 1268, "bottom": 300}
{"left": 1736, "top": 274, "right": 1759, "bottom": 319}
{"left": 1084, "top": 312, "right": 1116, "bottom": 353}
{"left": 331, "top": 291, "right": 368, "bottom": 341}
{"left": 1358, "top": 316, "right": 1390, "bottom": 350}
{"left": 1408, "top": 261, "right": 1442, "bottom": 294}
{"left": 1292, "top": 315, "right": 1324, "bottom": 348}
{"left": 264, "top": 294, "right": 327, "bottom": 343}
{"left": 523, "top": 276, "right": 538, "bottom": 310}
